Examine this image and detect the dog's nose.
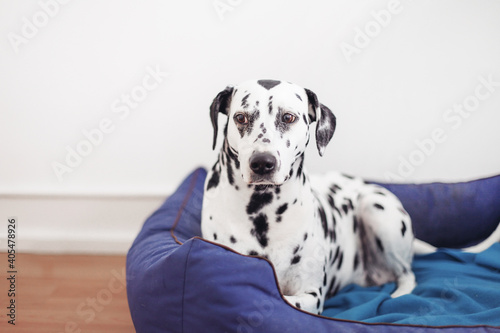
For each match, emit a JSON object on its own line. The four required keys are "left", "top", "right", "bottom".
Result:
{"left": 250, "top": 153, "right": 276, "bottom": 175}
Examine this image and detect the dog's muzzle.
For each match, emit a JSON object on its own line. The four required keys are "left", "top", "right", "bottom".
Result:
{"left": 249, "top": 152, "right": 276, "bottom": 182}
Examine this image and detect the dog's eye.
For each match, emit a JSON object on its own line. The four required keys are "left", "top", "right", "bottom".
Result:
{"left": 282, "top": 113, "right": 297, "bottom": 124}
{"left": 234, "top": 113, "right": 248, "bottom": 125}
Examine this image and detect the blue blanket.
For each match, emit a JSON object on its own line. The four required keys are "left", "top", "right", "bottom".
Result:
{"left": 323, "top": 244, "right": 500, "bottom": 325}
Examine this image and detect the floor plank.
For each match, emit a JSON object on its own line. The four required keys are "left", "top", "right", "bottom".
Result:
{"left": 0, "top": 253, "right": 135, "bottom": 332}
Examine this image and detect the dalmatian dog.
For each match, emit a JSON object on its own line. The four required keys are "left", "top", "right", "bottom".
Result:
{"left": 200, "top": 79, "right": 500, "bottom": 315}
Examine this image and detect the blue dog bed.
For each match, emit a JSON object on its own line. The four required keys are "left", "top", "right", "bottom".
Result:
{"left": 127, "top": 168, "right": 500, "bottom": 332}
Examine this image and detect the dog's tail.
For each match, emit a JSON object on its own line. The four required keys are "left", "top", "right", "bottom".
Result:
{"left": 413, "top": 222, "right": 500, "bottom": 255}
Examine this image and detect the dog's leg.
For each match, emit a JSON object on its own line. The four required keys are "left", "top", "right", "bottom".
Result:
{"left": 355, "top": 187, "right": 415, "bottom": 297}
{"left": 391, "top": 271, "right": 416, "bottom": 298}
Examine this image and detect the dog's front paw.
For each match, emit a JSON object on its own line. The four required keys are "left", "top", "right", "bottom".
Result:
{"left": 391, "top": 272, "right": 416, "bottom": 298}
{"left": 284, "top": 291, "right": 324, "bottom": 315}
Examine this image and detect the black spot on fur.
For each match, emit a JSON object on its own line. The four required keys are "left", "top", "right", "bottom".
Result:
{"left": 246, "top": 192, "right": 273, "bottom": 215}
{"left": 332, "top": 247, "right": 340, "bottom": 264}
{"left": 251, "top": 213, "right": 269, "bottom": 247}
{"left": 326, "top": 276, "right": 337, "bottom": 298}
{"left": 374, "top": 191, "right": 386, "bottom": 196}
{"left": 226, "top": 157, "right": 234, "bottom": 185}
{"left": 207, "top": 162, "right": 220, "bottom": 190}
{"left": 302, "top": 114, "right": 308, "bottom": 125}
{"left": 295, "top": 302, "right": 301, "bottom": 309}
{"left": 241, "top": 93, "right": 251, "bottom": 108}
{"left": 337, "top": 252, "right": 344, "bottom": 270}
{"left": 327, "top": 195, "right": 335, "bottom": 208}
{"left": 353, "top": 216, "right": 358, "bottom": 233}
{"left": 257, "top": 79, "right": 281, "bottom": 90}
{"left": 307, "top": 291, "right": 318, "bottom": 297}
{"left": 268, "top": 96, "right": 273, "bottom": 114}
{"left": 286, "top": 139, "right": 290, "bottom": 148}
{"left": 375, "top": 237, "right": 384, "bottom": 252}
{"left": 225, "top": 143, "right": 240, "bottom": 169}
{"left": 401, "top": 221, "right": 407, "bottom": 236}
{"left": 329, "top": 184, "right": 342, "bottom": 194}
{"left": 248, "top": 250, "right": 259, "bottom": 256}
{"left": 304, "top": 233, "right": 308, "bottom": 241}
{"left": 323, "top": 272, "right": 327, "bottom": 286}
{"left": 353, "top": 253, "right": 359, "bottom": 270}
{"left": 220, "top": 150, "right": 226, "bottom": 166}
{"left": 276, "top": 203, "right": 288, "bottom": 215}
{"left": 293, "top": 245, "right": 300, "bottom": 254}
{"left": 346, "top": 198, "right": 353, "bottom": 210}
{"left": 275, "top": 187, "right": 281, "bottom": 194}
{"left": 342, "top": 173, "right": 354, "bottom": 179}
{"left": 316, "top": 298, "right": 321, "bottom": 309}
{"left": 213, "top": 233, "right": 217, "bottom": 240}
{"left": 291, "top": 255, "right": 301, "bottom": 265}
{"left": 295, "top": 154, "right": 304, "bottom": 179}
{"left": 329, "top": 229, "right": 336, "bottom": 242}
{"left": 246, "top": 110, "right": 260, "bottom": 137}
{"left": 374, "top": 203, "right": 384, "bottom": 210}
{"left": 318, "top": 206, "right": 328, "bottom": 238}
{"left": 295, "top": 93, "right": 302, "bottom": 101}
{"left": 230, "top": 236, "right": 237, "bottom": 244}
{"left": 342, "top": 204, "right": 349, "bottom": 215}
{"left": 262, "top": 138, "right": 270, "bottom": 143}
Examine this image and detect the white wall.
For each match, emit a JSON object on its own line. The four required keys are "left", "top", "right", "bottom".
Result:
{"left": 1, "top": 0, "right": 499, "bottom": 253}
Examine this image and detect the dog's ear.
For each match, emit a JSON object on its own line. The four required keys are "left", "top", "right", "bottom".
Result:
{"left": 305, "top": 88, "right": 336, "bottom": 156}
{"left": 210, "top": 85, "right": 234, "bottom": 150}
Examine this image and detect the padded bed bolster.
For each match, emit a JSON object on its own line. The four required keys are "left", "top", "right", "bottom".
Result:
{"left": 375, "top": 174, "right": 500, "bottom": 248}
{"left": 126, "top": 168, "right": 205, "bottom": 332}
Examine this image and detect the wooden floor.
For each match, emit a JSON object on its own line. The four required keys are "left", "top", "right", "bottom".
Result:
{"left": 0, "top": 253, "right": 135, "bottom": 332}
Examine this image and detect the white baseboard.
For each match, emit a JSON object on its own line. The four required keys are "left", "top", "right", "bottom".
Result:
{"left": 0, "top": 194, "right": 166, "bottom": 255}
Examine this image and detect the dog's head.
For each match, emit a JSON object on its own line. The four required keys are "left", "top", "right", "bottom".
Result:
{"left": 210, "top": 79, "right": 336, "bottom": 185}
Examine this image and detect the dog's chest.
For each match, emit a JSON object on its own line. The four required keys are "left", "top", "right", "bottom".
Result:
{"left": 202, "top": 177, "right": 319, "bottom": 252}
